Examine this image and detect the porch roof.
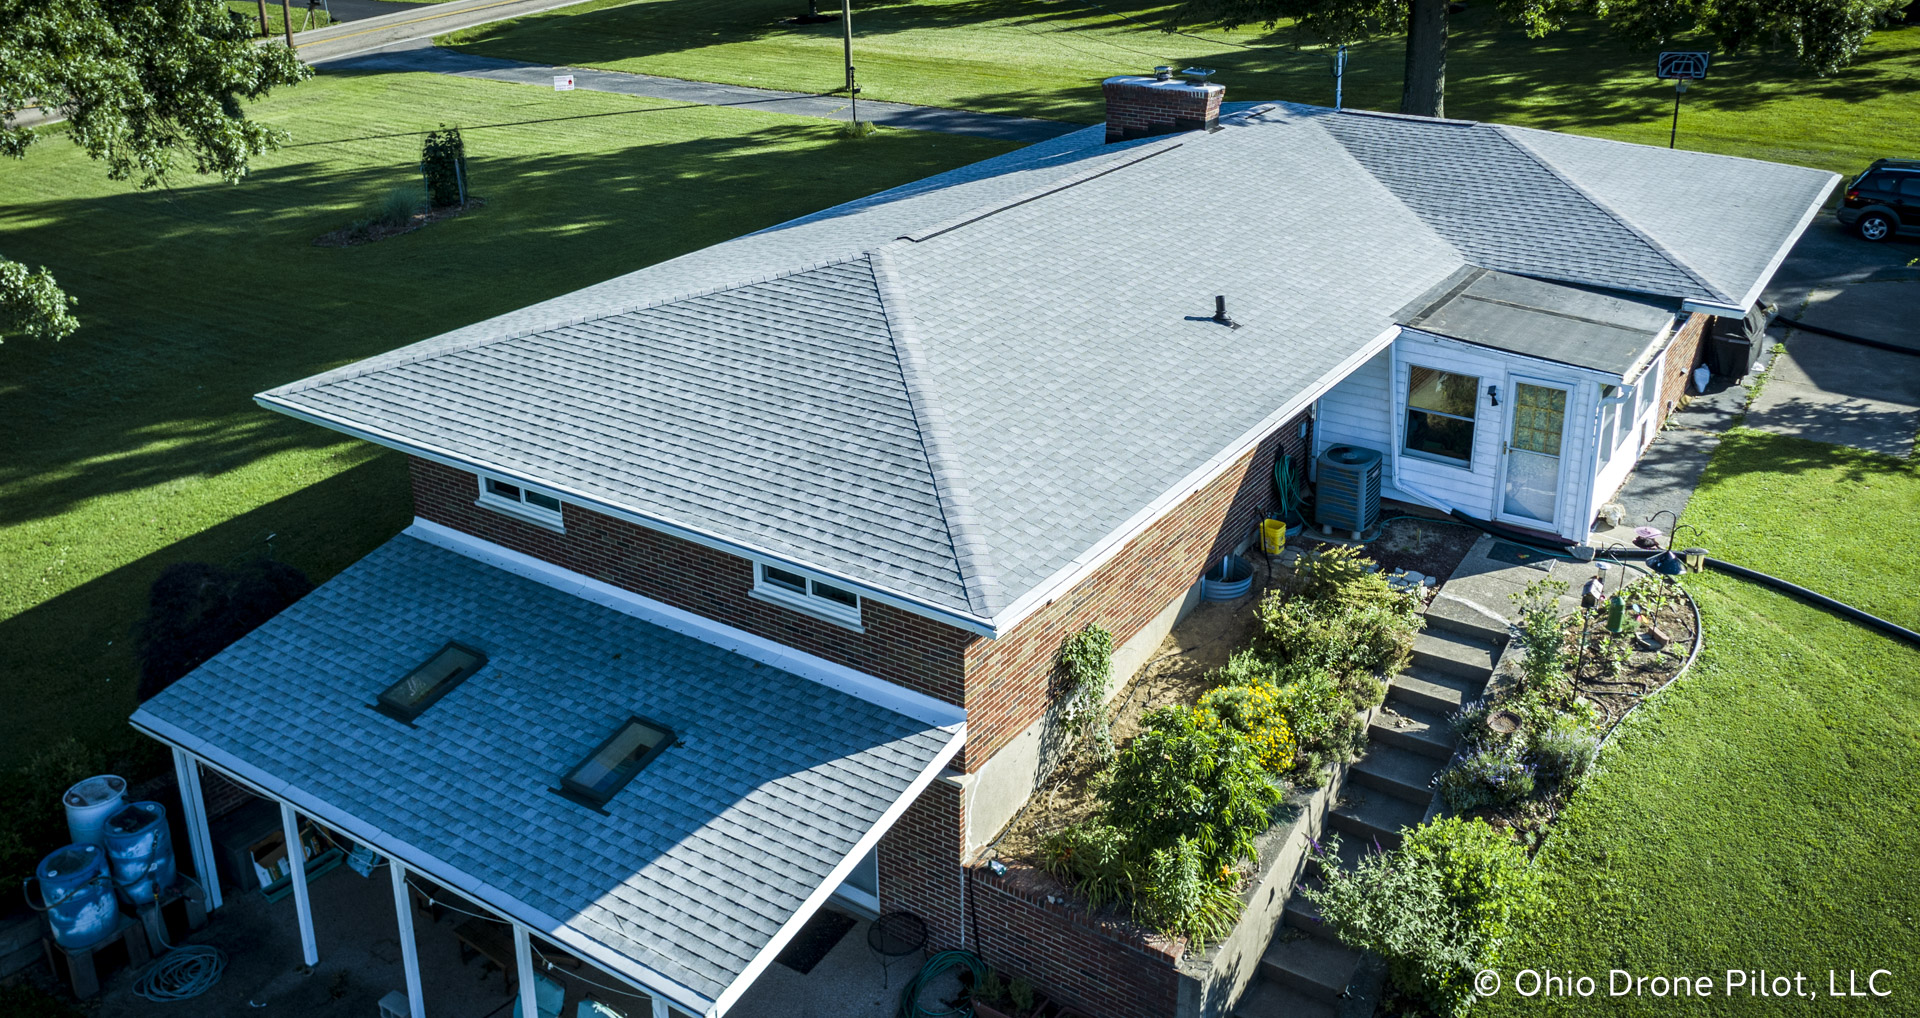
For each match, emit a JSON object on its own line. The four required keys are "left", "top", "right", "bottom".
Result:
{"left": 1398, "top": 267, "right": 1681, "bottom": 378}
{"left": 131, "top": 532, "right": 964, "bottom": 1017}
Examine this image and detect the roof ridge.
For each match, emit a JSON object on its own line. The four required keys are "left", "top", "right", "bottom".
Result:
{"left": 867, "top": 247, "right": 1004, "bottom": 616}
{"left": 896, "top": 136, "right": 1187, "bottom": 244}
{"left": 1495, "top": 124, "right": 1728, "bottom": 302}
{"left": 267, "top": 252, "right": 876, "bottom": 396}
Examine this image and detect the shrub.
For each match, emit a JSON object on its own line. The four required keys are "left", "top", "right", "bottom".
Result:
{"left": 1271, "top": 667, "right": 1348, "bottom": 758}
{"left": 1056, "top": 623, "right": 1115, "bottom": 760}
{"left": 1524, "top": 716, "right": 1599, "bottom": 790}
{"left": 136, "top": 559, "right": 313, "bottom": 702}
{"left": 1135, "top": 836, "right": 1242, "bottom": 949}
{"left": 1509, "top": 578, "right": 1570, "bottom": 696}
{"left": 1102, "top": 706, "right": 1281, "bottom": 870}
{"left": 1199, "top": 683, "right": 1297, "bottom": 773}
{"left": 1437, "top": 748, "right": 1536, "bottom": 812}
{"left": 1039, "top": 821, "right": 1138, "bottom": 909}
{"left": 1287, "top": 544, "right": 1374, "bottom": 600}
{"left": 1211, "top": 647, "right": 1283, "bottom": 688}
{"left": 420, "top": 125, "right": 467, "bottom": 207}
{"left": 1256, "top": 577, "right": 1422, "bottom": 682}
{"left": 374, "top": 185, "right": 422, "bottom": 228}
{"left": 1307, "top": 817, "right": 1544, "bottom": 1017}
{"left": 0, "top": 737, "right": 105, "bottom": 909}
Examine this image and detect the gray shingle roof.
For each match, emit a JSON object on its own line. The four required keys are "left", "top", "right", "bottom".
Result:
{"left": 260, "top": 102, "right": 1833, "bottom": 628}
{"left": 132, "top": 534, "right": 957, "bottom": 1013}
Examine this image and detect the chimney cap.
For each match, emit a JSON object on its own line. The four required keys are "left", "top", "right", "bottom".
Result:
{"left": 1182, "top": 67, "right": 1217, "bottom": 84}
{"left": 1154, "top": 66, "right": 1172, "bottom": 80}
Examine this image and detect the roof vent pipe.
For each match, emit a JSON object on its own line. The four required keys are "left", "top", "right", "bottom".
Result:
{"left": 1213, "top": 295, "right": 1240, "bottom": 329}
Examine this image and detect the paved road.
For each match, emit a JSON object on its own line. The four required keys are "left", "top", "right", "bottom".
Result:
{"left": 320, "top": 42, "right": 1079, "bottom": 143}
{"left": 1750, "top": 217, "right": 1920, "bottom": 458}
{"left": 290, "top": 0, "right": 597, "bottom": 63}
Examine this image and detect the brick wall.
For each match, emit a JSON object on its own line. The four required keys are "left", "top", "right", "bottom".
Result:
{"left": 1658, "top": 312, "right": 1711, "bottom": 420}
{"left": 409, "top": 458, "right": 972, "bottom": 706}
{"left": 876, "top": 778, "right": 967, "bottom": 950}
{"left": 969, "top": 863, "right": 1184, "bottom": 1018}
{"left": 958, "top": 409, "right": 1310, "bottom": 772}
{"left": 1103, "top": 76, "right": 1224, "bottom": 142}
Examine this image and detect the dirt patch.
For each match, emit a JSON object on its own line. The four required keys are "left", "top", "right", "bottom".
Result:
{"left": 314, "top": 197, "right": 485, "bottom": 247}
{"left": 1564, "top": 576, "right": 1700, "bottom": 733}
{"left": 1363, "top": 515, "right": 1480, "bottom": 585}
{"left": 990, "top": 557, "right": 1279, "bottom": 863}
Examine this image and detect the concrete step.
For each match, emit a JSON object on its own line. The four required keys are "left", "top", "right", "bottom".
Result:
{"left": 1369, "top": 702, "right": 1456, "bottom": 761}
{"left": 1307, "top": 829, "right": 1368, "bottom": 879}
{"left": 1329, "top": 789, "right": 1426, "bottom": 851}
{"left": 1261, "top": 934, "right": 1362, "bottom": 1003}
{"left": 1411, "top": 628, "right": 1500, "bottom": 680}
{"left": 1232, "top": 979, "right": 1338, "bottom": 1018}
{"left": 1350, "top": 743, "right": 1440, "bottom": 805}
{"left": 1422, "top": 593, "right": 1513, "bottom": 646}
{"left": 1283, "top": 884, "right": 1340, "bottom": 942}
{"left": 1387, "top": 666, "right": 1481, "bottom": 715}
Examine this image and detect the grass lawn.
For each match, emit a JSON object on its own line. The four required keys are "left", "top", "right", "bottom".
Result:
{"left": 1486, "top": 431, "right": 1920, "bottom": 1014}
{"left": 0, "top": 70, "right": 1014, "bottom": 773}
{"left": 227, "top": 0, "right": 332, "bottom": 33}
{"left": 442, "top": 0, "right": 1920, "bottom": 175}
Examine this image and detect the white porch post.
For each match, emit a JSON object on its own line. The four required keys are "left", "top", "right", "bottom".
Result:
{"left": 651, "top": 995, "right": 668, "bottom": 1018}
{"left": 513, "top": 924, "right": 539, "bottom": 1018}
{"left": 278, "top": 801, "right": 319, "bottom": 967}
{"left": 389, "top": 859, "right": 427, "bottom": 1018}
{"left": 169, "top": 748, "right": 222, "bottom": 910}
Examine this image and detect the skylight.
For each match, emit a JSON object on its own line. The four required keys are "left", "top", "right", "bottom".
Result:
{"left": 375, "top": 642, "right": 487, "bottom": 722}
{"left": 560, "top": 716, "right": 675, "bottom": 807}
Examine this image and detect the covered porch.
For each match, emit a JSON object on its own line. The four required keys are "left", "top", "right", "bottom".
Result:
{"left": 126, "top": 525, "right": 966, "bottom": 1017}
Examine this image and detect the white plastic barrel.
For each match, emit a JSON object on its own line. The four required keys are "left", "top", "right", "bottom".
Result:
{"left": 63, "top": 775, "right": 128, "bottom": 849}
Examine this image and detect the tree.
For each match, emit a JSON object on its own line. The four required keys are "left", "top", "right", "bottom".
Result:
{"left": 0, "top": 0, "right": 309, "bottom": 341}
{"left": 1181, "top": 0, "right": 1906, "bottom": 118}
{"left": 136, "top": 559, "right": 314, "bottom": 701}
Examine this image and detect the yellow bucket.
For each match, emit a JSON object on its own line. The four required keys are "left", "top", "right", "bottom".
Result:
{"left": 1260, "top": 518, "right": 1288, "bottom": 555}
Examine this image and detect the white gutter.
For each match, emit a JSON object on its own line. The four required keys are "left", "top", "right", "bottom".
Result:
{"left": 257, "top": 397, "right": 1000, "bottom": 638}
{"left": 134, "top": 716, "right": 966, "bottom": 1018}
{"left": 133, "top": 723, "right": 714, "bottom": 1015}
{"left": 988, "top": 324, "right": 1403, "bottom": 633}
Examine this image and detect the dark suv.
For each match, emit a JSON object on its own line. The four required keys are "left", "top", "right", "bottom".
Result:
{"left": 1837, "top": 159, "right": 1920, "bottom": 242}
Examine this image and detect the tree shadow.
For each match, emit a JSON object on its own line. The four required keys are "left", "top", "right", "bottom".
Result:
{"left": 0, "top": 454, "right": 413, "bottom": 772}
{"left": 0, "top": 111, "right": 1011, "bottom": 529}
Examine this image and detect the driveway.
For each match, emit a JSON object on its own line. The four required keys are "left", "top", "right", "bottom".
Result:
{"left": 1750, "top": 216, "right": 1920, "bottom": 458}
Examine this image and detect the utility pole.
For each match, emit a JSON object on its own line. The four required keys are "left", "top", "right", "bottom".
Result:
{"left": 256, "top": 0, "right": 269, "bottom": 37}
{"left": 842, "top": 0, "right": 857, "bottom": 127}
{"left": 281, "top": 0, "right": 294, "bottom": 46}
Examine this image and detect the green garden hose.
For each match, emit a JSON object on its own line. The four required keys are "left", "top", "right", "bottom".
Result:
{"left": 1273, "top": 454, "right": 1304, "bottom": 523}
{"left": 897, "top": 950, "right": 988, "bottom": 1018}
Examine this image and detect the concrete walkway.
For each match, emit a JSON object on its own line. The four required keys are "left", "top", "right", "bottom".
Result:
{"left": 1748, "top": 278, "right": 1920, "bottom": 459}
{"left": 319, "top": 43, "right": 1079, "bottom": 143}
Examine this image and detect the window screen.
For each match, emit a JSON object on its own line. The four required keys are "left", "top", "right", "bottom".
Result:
{"left": 1404, "top": 366, "right": 1479, "bottom": 464}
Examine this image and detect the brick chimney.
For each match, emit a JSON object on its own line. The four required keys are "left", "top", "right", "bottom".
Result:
{"left": 1102, "top": 68, "right": 1224, "bottom": 143}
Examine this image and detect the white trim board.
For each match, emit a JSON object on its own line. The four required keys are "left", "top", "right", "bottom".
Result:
{"left": 407, "top": 518, "right": 965, "bottom": 730}
{"left": 131, "top": 715, "right": 966, "bottom": 1018}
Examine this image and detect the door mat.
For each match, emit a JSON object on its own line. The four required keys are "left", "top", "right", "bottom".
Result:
{"left": 1486, "top": 542, "right": 1554, "bottom": 570}
{"left": 774, "top": 909, "right": 856, "bottom": 974}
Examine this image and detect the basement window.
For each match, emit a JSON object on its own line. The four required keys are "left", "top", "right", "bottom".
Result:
{"left": 476, "top": 473, "right": 565, "bottom": 529}
{"left": 752, "top": 562, "right": 864, "bottom": 630}
{"left": 559, "top": 716, "right": 675, "bottom": 807}
{"left": 375, "top": 642, "right": 487, "bottom": 722}
{"left": 1404, "top": 365, "right": 1479, "bottom": 465}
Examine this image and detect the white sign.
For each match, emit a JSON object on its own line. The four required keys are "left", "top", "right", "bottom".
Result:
{"left": 1656, "top": 52, "right": 1709, "bottom": 80}
{"left": 553, "top": 74, "right": 575, "bottom": 91}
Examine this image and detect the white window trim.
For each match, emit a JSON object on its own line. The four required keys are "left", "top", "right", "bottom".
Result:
{"left": 1402, "top": 363, "right": 1482, "bottom": 471}
{"left": 475, "top": 473, "right": 566, "bottom": 531}
{"left": 750, "top": 562, "right": 864, "bottom": 631}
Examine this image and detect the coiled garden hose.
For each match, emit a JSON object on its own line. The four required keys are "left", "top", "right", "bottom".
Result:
{"left": 898, "top": 950, "right": 988, "bottom": 1018}
{"left": 131, "top": 876, "right": 228, "bottom": 1003}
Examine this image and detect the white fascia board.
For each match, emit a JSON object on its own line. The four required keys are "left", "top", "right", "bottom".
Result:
{"left": 1723, "top": 172, "right": 1842, "bottom": 314}
{"left": 708, "top": 725, "right": 967, "bottom": 1018}
{"left": 989, "top": 324, "right": 1402, "bottom": 633}
{"left": 255, "top": 397, "right": 999, "bottom": 639}
{"left": 128, "top": 714, "right": 715, "bottom": 1018}
{"left": 408, "top": 518, "right": 966, "bottom": 730}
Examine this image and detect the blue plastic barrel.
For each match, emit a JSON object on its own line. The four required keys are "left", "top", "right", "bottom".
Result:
{"left": 33, "top": 844, "right": 118, "bottom": 950}
{"left": 104, "top": 801, "right": 176, "bottom": 906}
